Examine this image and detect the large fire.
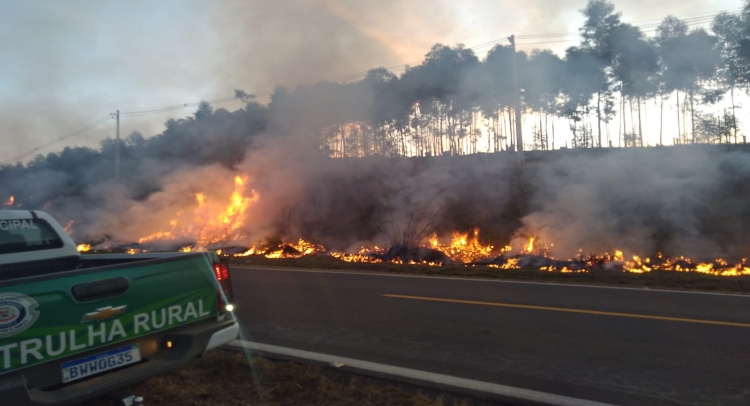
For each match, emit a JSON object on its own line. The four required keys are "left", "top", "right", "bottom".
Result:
{"left": 135, "top": 175, "right": 258, "bottom": 250}
{"left": 236, "top": 239, "right": 325, "bottom": 259}
{"left": 429, "top": 229, "right": 494, "bottom": 263}
{"left": 77, "top": 173, "right": 750, "bottom": 277}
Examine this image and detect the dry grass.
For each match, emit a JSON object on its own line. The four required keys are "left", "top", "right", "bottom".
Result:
{"left": 231, "top": 255, "right": 750, "bottom": 294}
{"left": 126, "top": 350, "right": 493, "bottom": 406}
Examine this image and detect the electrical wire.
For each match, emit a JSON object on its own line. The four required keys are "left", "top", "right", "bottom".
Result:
{"left": 345, "top": 9, "right": 738, "bottom": 80}
{"left": 516, "top": 39, "right": 580, "bottom": 46}
{"left": 1, "top": 115, "right": 111, "bottom": 164}
{"left": 341, "top": 37, "right": 512, "bottom": 81}
{"left": 5, "top": 8, "right": 742, "bottom": 163}
{"left": 3, "top": 96, "right": 248, "bottom": 164}
{"left": 120, "top": 96, "right": 240, "bottom": 117}
{"left": 515, "top": 9, "right": 742, "bottom": 41}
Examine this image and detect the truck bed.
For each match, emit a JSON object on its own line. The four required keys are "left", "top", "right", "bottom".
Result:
{"left": 1, "top": 252, "right": 199, "bottom": 282}
{"left": 0, "top": 251, "right": 235, "bottom": 405}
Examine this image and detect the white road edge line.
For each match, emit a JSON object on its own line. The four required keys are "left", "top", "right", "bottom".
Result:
{"left": 228, "top": 339, "right": 616, "bottom": 406}
{"left": 232, "top": 266, "right": 750, "bottom": 297}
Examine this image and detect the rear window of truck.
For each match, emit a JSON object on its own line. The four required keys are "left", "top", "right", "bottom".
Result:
{"left": 0, "top": 218, "right": 64, "bottom": 254}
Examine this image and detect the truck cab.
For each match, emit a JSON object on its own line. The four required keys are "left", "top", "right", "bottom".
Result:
{"left": 0, "top": 210, "right": 80, "bottom": 279}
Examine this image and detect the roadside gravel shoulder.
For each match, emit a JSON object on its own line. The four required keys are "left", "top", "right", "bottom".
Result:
{"left": 126, "top": 349, "right": 498, "bottom": 406}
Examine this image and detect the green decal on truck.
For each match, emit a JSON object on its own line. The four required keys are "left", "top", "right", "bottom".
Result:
{"left": 0, "top": 211, "right": 237, "bottom": 406}
{"left": 0, "top": 287, "right": 216, "bottom": 373}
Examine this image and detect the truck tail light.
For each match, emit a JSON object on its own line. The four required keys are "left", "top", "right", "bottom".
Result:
{"left": 213, "top": 262, "right": 229, "bottom": 281}
{"left": 212, "top": 261, "right": 234, "bottom": 311}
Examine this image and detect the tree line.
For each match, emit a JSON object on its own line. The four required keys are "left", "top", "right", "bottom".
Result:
{"left": 5, "top": 0, "right": 750, "bottom": 190}
{"left": 267, "top": 0, "right": 750, "bottom": 157}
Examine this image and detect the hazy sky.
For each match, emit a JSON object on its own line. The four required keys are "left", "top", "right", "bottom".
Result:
{"left": 0, "top": 0, "right": 742, "bottom": 163}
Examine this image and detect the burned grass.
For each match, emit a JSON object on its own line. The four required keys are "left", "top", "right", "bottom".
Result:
{"left": 231, "top": 255, "right": 750, "bottom": 294}
{"left": 126, "top": 349, "right": 493, "bottom": 406}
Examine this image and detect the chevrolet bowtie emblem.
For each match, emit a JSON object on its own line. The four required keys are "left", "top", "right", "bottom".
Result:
{"left": 81, "top": 305, "right": 127, "bottom": 322}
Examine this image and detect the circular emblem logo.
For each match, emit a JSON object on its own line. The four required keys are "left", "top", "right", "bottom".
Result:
{"left": 0, "top": 293, "right": 39, "bottom": 338}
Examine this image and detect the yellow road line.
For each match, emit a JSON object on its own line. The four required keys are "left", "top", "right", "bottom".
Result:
{"left": 383, "top": 294, "right": 750, "bottom": 328}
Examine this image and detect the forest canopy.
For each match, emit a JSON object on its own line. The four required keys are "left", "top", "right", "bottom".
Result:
{"left": 4, "top": 0, "right": 750, "bottom": 193}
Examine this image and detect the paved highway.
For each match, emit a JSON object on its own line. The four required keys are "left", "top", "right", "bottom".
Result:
{"left": 230, "top": 267, "right": 750, "bottom": 405}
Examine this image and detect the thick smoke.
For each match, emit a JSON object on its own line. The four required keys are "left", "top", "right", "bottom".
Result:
{"left": 3, "top": 1, "right": 750, "bottom": 262}
{"left": 3, "top": 0, "right": 732, "bottom": 159}
{"left": 519, "top": 147, "right": 750, "bottom": 260}
{"left": 3, "top": 120, "right": 750, "bottom": 262}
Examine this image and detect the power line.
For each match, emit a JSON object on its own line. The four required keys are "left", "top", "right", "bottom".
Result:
{"left": 516, "top": 31, "right": 578, "bottom": 39}
{"left": 5, "top": 8, "right": 741, "bottom": 164}
{"left": 498, "top": 10, "right": 743, "bottom": 47}
{"left": 341, "top": 37, "right": 512, "bottom": 82}
{"left": 516, "top": 39, "right": 579, "bottom": 46}
{"left": 119, "top": 104, "right": 188, "bottom": 117}
{"left": 629, "top": 9, "right": 740, "bottom": 25}
{"left": 120, "top": 96, "right": 240, "bottom": 117}
{"left": 345, "top": 9, "right": 736, "bottom": 81}
{"left": 515, "top": 9, "right": 742, "bottom": 41}
{"left": 1, "top": 115, "right": 111, "bottom": 165}
{"left": 634, "top": 9, "right": 741, "bottom": 28}
{"left": 2, "top": 96, "right": 247, "bottom": 165}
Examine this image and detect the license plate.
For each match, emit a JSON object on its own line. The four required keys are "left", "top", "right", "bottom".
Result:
{"left": 61, "top": 344, "right": 141, "bottom": 383}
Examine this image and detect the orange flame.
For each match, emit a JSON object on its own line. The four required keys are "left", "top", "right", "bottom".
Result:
{"left": 429, "top": 228, "right": 494, "bottom": 263}
{"left": 331, "top": 246, "right": 385, "bottom": 263}
{"left": 525, "top": 237, "right": 535, "bottom": 253}
{"left": 138, "top": 175, "right": 258, "bottom": 249}
{"left": 123, "top": 183, "right": 749, "bottom": 277}
{"left": 263, "top": 239, "right": 324, "bottom": 258}
{"left": 235, "top": 239, "right": 325, "bottom": 258}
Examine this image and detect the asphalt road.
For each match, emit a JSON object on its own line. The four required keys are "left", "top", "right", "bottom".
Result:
{"left": 230, "top": 267, "right": 750, "bottom": 406}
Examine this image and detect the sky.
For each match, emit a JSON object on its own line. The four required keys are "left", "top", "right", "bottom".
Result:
{"left": 0, "top": 0, "right": 743, "bottom": 163}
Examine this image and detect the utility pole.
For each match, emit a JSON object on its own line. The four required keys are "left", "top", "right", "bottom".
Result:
{"left": 111, "top": 110, "right": 120, "bottom": 180}
{"left": 509, "top": 35, "right": 524, "bottom": 165}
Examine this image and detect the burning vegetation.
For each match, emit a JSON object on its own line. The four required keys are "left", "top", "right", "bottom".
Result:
{"left": 226, "top": 235, "right": 750, "bottom": 276}
{"left": 136, "top": 175, "right": 258, "bottom": 250}
{"left": 65, "top": 169, "right": 750, "bottom": 278}
{"left": 4, "top": 1, "right": 750, "bottom": 285}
